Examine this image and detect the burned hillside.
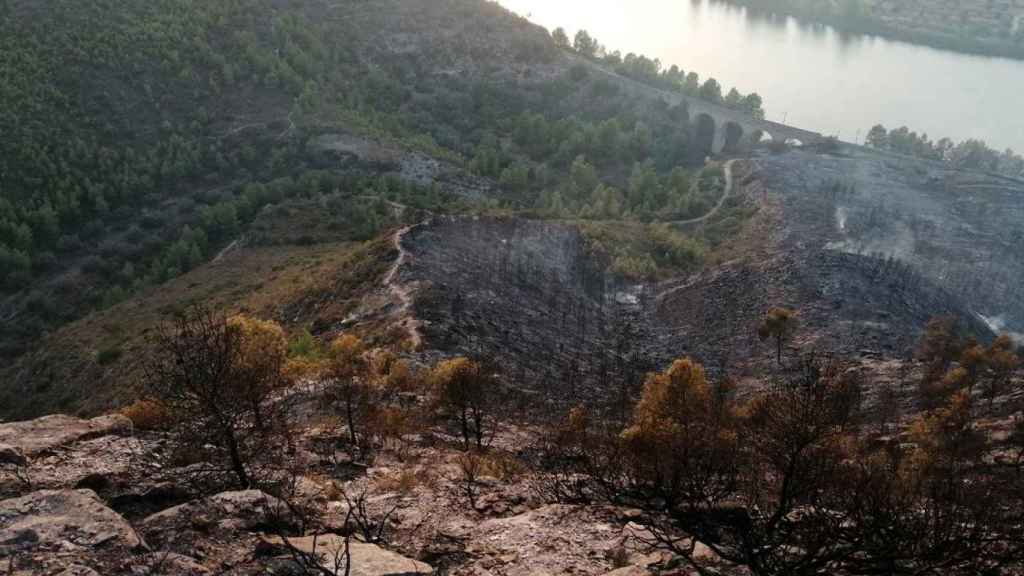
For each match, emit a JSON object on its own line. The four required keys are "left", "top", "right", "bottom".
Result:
{"left": 402, "top": 216, "right": 661, "bottom": 415}
{"left": 389, "top": 154, "right": 997, "bottom": 403}
{"left": 753, "top": 147, "right": 1024, "bottom": 340}
{"left": 654, "top": 249, "right": 986, "bottom": 377}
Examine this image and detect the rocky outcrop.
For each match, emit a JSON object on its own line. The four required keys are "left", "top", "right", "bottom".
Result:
{"left": 30, "top": 434, "right": 156, "bottom": 494}
{"left": 0, "top": 413, "right": 154, "bottom": 500}
{"left": 261, "top": 534, "right": 434, "bottom": 576}
{"left": 130, "top": 552, "right": 211, "bottom": 574}
{"left": 0, "top": 414, "right": 132, "bottom": 457}
{"left": 440, "top": 504, "right": 626, "bottom": 575}
{"left": 140, "top": 489, "right": 293, "bottom": 544}
{"left": 54, "top": 566, "right": 102, "bottom": 576}
{"left": 0, "top": 489, "right": 143, "bottom": 574}
{"left": 133, "top": 489, "right": 306, "bottom": 572}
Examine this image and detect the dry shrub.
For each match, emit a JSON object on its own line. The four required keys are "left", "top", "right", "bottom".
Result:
{"left": 368, "top": 406, "right": 423, "bottom": 455}
{"left": 430, "top": 357, "right": 493, "bottom": 450}
{"left": 757, "top": 307, "right": 799, "bottom": 366}
{"left": 539, "top": 353, "right": 1024, "bottom": 575}
{"left": 323, "top": 480, "right": 344, "bottom": 502}
{"left": 283, "top": 356, "right": 324, "bottom": 382}
{"left": 455, "top": 450, "right": 484, "bottom": 508}
{"left": 323, "top": 334, "right": 372, "bottom": 455}
{"left": 477, "top": 452, "right": 526, "bottom": 482}
{"left": 378, "top": 468, "right": 429, "bottom": 495}
{"left": 381, "top": 324, "right": 412, "bottom": 350}
{"left": 121, "top": 399, "right": 173, "bottom": 430}
{"left": 371, "top": 352, "right": 423, "bottom": 394}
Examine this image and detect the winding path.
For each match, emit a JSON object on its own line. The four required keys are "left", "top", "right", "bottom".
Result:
{"left": 211, "top": 239, "right": 239, "bottom": 263}
{"left": 669, "top": 159, "right": 737, "bottom": 226}
{"left": 383, "top": 223, "right": 423, "bottom": 349}
{"left": 375, "top": 159, "right": 736, "bottom": 349}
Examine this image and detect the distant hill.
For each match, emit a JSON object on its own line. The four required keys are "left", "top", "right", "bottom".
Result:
{"left": 0, "top": 0, "right": 559, "bottom": 362}
{"left": 0, "top": 0, "right": 722, "bottom": 418}
{"left": 726, "top": 0, "right": 1024, "bottom": 60}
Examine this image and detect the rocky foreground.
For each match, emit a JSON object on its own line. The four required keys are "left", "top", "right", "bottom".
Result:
{"left": 0, "top": 413, "right": 679, "bottom": 576}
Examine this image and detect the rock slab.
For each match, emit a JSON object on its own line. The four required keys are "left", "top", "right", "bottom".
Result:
{"left": 0, "top": 488, "right": 141, "bottom": 553}
{"left": 140, "top": 489, "right": 292, "bottom": 543}
{"left": 262, "top": 534, "right": 434, "bottom": 576}
{"left": 0, "top": 414, "right": 132, "bottom": 457}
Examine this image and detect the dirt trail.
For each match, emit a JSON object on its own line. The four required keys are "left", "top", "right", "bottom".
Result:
{"left": 953, "top": 183, "right": 1023, "bottom": 192}
{"left": 211, "top": 239, "right": 239, "bottom": 263}
{"left": 670, "top": 159, "right": 737, "bottom": 226}
{"left": 654, "top": 159, "right": 745, "bottom": 303}
{"left": 383, "top": 223, "right": 423, "bottom": 349}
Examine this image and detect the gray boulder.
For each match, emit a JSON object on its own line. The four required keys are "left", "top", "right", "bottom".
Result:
{"left": 0, "top": 414, "right": 154, "bottom": 497}
{"left": 0, "top": 489, "right": 143, "bottom": 573}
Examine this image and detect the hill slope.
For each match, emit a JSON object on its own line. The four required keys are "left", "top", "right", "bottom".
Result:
{"left": 0, "top": 0, "right": 558, "bottom": 359}
{"left": 3, "top": 0, "right": 1023, "bottom": 422}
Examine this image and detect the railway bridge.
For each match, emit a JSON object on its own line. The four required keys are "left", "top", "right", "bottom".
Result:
{"left": 580, "top": 57, "right": 825, "bottom": 155}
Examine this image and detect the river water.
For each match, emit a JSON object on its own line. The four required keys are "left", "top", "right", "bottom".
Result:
{"left": 498, "top": 0, "right": 1024, "bottom": 152}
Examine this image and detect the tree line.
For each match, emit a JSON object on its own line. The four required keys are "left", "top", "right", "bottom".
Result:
{"left": 0, "top": 0, "right": 741, "bottom": 310}
{"left": 0, "top": 0, "right": 761, "bottom": 371}
{"left": 0, "top": 0, "right": 338, "bottom": 288}
{"left": 865, "top": 124, "right": 1024, "bottom": 177}
{"left": 725, "top": 0, "right": 1024, "bottom": 60}
{"left": 463, "top": 73, "right": 734, "bottom": 226}
{"left": 551, "top": 27, "right": 766, "bottom": 119}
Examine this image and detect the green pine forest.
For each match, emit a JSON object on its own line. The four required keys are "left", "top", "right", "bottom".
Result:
{"left": 0, "top": 0, "right": 761, "bottom": 361}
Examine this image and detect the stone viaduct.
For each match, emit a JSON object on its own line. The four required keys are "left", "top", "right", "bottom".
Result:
{"left": 682, "top": 95, "right": 825, "bottom": 155}
{"left": 580, "top": 58, "right": 825, "bottom": 156}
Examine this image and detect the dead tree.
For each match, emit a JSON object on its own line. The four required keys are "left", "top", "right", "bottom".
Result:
{"left": 536, "top": 354, "right": 1024, "bottom": 576}
{"left": 144, "top": 306, "right": 295, "bottom": 490}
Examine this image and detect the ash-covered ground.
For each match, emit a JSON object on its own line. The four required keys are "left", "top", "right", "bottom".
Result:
{"left": 402, "top": 216, "right": 659, "bottom": 416}
{"left": 394, "top": 146, "right": 1014, "bottom": 403}
{"left": 652, "top": 146, "right": 1008, "bottom": 379}
{"left": 753, "top": 146, "right": 1024, "bottom": 340}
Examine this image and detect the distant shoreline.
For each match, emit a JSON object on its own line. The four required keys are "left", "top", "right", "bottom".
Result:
{"left": 718, "top": 0, "right": 1024, "bottom": 62}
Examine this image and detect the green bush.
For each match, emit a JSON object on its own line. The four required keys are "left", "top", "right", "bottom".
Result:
{"left": 288, "top": 329, "right": 323, "bottom": 360}
{"left": 612, "top": 254, "right": 659, "bottom": 280}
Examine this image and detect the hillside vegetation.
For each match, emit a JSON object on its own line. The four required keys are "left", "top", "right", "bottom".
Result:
{"left": 727, "top": 0, "right": 1024, "bottom": 59}
{"left": 1, "top": 233, "right": 397, "bottom": 418}
{"left": 0, "top": 0, "right": 761, "bottom": 418}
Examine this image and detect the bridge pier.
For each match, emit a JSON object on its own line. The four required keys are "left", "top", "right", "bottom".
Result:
{"left": 712, "top": 126, "right": 727, "bottom": 155}
{"left": 681, "top": 96, "right": 823, "bottom": 155}
{"left": 700, "top": 119, "right": 750, "bottom": 155}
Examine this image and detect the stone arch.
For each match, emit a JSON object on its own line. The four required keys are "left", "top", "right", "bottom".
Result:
{"left": 694, "top": 113, "right": 716, "bottom": 159}
{"left": 753, "top": 129, "right": 773, "bottom": 144}
{"left": 723, "top": 122, "right": 744, "bottom": 153}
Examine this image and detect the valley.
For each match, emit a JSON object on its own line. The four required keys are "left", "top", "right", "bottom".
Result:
{"left": 1, "top": 1, "right": 1023, "bottom": 575}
